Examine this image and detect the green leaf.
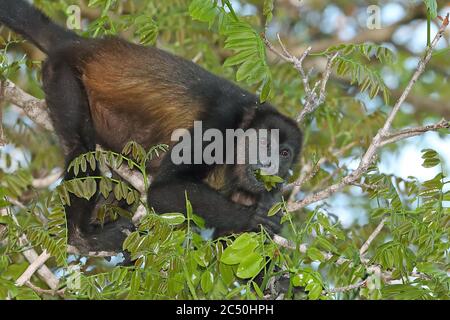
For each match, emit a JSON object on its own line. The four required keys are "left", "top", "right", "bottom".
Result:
{"left": 201, "top": 271, "right": 214, "bottom": 293}
{"left": 193, "top": 250, "right": 208, "bottom": 267}
{"left": 307, "top": 247, "right": 325, "bottom": 262}
{"left": 306, "top": 282, "right": 322, "bottom": 300}
{"left": 230, "top": 233, "right": 257, "bottom": 250}
{"left": 252, "top": 281, "right": 264, "bottom": 298}
{"left": 160, "top": 213, "right": 186, "bottom": 226}
{"left": 219, "top": 263, "right": 235, "bottom": 285}
{"left": 191, "top": 214, "right": 206, "bottom": 229}
{"left": 333, "top": 55, "right": 390, "bottom": 104}
{"left": 260, "top": 75, "right": 272, "bottom": 102}
{"left": 221, "top": 235, "right": 259, "bottom": 265}
{"left": 263, "top": 0, "right": 274, "bottom": 25}
{"left": 236, "top": 59, "right": 260, "bottom": 82}
{"left": 189, "top": 0, "right": 218, "bottom": 26}
{"left": 267, "top": 202, "right": 283, "bottom": 217}
{"left": 236, "top": 252, "right": 263, "bottom": 279}
{"left": 421, "top": 150, "right": 438, "bottom": 159}
{"left": 113, "top": 182, "right": 123, "bottom": 200}
{"left": 424, "top": 0, "right": 438, "bottom": 19}
{"left": 130, "top": 271, "right": 140, "bottom": 296}
{"left": 223, "top": 50, "right": 256, "bottom": 67}
{"left": 422, "top": 157, "right": 440, "bottom": 168}
{"left": 123, "top": 231, "right": 140, "bottom": 251}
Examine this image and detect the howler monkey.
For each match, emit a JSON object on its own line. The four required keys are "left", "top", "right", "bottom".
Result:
{"left": 0, "top": 0, "right": 302, "bottom": 252}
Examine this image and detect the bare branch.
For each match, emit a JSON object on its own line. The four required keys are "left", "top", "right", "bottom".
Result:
{"left": 272, "top": 234, "right": 349, "bottom": 265}
{"left": 32, "top": 169, "right": 63, "bottom": 189}
{"left": 2, "top": 79, "right": 53, "bottom": 130}
{"left": 359, "top": 216, "right": 389, "bottom": 258}
{"left": 380, "top": 119, "right": 450, "bottom": 147}
{"left": 380, "top": 17, "right": 449, "bottom": 136}
{"left": 272, "top": 234, "right": 307, "bottom": 252}
{"left": 263, "top": 33, "right": 339, "bottom": 124}
{"left": 16, "top": 250, "right": 51, "bottom": 287}
{"left": 96, "top": 145, "right": 146, "bottom": 194}
{"left": 25, "top": 281, "right": 65, "bottom": 297}
{"left": 0, "top": 208, "right": 59, "bottom": 290}
{"left": 296, "top": 51, "right": 340, "bottom": 123}
{"left": 287, "top": 16, "right": 449, "bottom": 212}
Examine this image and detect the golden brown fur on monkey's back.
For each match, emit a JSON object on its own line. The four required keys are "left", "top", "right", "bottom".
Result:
{"left": 80, "top": 38, "right": 204, "bottom": 154}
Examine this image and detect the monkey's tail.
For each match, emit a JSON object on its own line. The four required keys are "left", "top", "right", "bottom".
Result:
{"left": 0, "top": 0, "right": 80, "bottom": 54}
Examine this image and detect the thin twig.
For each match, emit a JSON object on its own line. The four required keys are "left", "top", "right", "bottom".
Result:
{"left": 263, "top": 33, "right": 339, "bottom": 124}
{"left": 380, "top": 119, "right": 450, "bottom": 147}
{"left": 359, "top": 216, "right": 389, "bottom": 258}
{"left": 296, "top": 52, "right": 340, "bottom": 123}
{"left": 25, "top": 281, "right": 65, "bottom": 297}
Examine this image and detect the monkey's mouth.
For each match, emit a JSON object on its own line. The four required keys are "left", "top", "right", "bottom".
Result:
{"left": 239, "top": 166, "right": 267, "bottom": 193}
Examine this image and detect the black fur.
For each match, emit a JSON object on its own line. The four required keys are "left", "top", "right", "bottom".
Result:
{"left": 0, "top": 0, "right": 302, "bottom": 252}
{"left": 0, "top": 0, "right": 79, "bottom": 53}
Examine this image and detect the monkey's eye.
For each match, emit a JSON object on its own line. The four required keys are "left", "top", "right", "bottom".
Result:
{"left": 280, "top": 149, "right": 290, "bottom": 157}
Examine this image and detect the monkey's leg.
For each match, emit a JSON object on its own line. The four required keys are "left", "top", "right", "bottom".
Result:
{"left": 43, "top": 59, "right": 133, "bottom": 252}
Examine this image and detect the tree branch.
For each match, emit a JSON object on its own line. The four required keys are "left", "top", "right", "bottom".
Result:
{"left": 31, "top": 169, "right": 63, "bottom": 189}
{"left": 2, "top": 79, "right": 53, "bottom": 130}
{"left": 0, "top": 207, "right": 59, "bottom": 290}
{"left": 263, "top": 33, "right": 339, "bottom": 124}
{"left": 287, "top": 15, "right": 450, "bottom": 212}
{"left": 25, "top": 281, "right": 65, "bottom": 297}
{"left": 359, "top": 216, "right": 389, "bottom": 259}
{"left": 379, "top": 119, "right": 450, "bottom": 147}
{"left": 16, "top": 250, "right": 51, "bottom": 287}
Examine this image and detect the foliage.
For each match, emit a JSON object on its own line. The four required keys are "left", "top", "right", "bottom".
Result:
{"left": 189, "top": 0, "right": 273, "bottom": 101}
{"left": 0, "top": 0, "right": 449, "bottom": 300}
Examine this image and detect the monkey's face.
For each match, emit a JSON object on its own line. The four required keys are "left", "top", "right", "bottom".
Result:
{"left": 228, "top": 110, "right": 302, "bottom": 195}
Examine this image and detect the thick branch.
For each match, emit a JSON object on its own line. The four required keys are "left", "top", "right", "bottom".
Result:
{"left": 2, "top": 79, "right": 52, "bottom": 130}
{"left": 0, "top": 208, "right": 59, "bottom": 290}
{"left": 32, "top": 169, "right": 63, "bottom": 189}
{"left": 16, "top": 250, "right": 51, "bottom": 287}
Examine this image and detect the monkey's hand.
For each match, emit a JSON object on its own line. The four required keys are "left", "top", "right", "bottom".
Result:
{"left": 249, "top": 191, "right": 282, "bottom": 235}
{"left": 250, "top": 212, "right": 281, "bottom": 235}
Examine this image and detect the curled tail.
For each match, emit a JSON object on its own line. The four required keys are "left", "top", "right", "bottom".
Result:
{"left": 0, "top": 0, "right": 80, "bottom": 54}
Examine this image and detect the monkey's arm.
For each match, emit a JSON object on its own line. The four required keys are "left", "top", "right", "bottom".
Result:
{"left": 148, "top": 179, "right": 281, "bottom": 235}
